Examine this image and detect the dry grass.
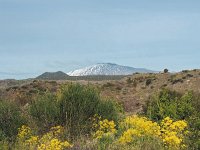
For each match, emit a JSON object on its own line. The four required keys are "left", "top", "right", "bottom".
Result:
{"left": 0, "top": 69, "right": 200, "bottom": 114}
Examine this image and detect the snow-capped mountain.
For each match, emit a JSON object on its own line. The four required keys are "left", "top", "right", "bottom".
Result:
{"left": 67, "top": 63, "right": 155, "bottom": 76}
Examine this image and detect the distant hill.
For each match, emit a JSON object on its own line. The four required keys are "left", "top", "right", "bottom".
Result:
{"left": 1, "top": 69, "right": 200, "bottom": 113}
{"left": 67, "top": 63, "right": 155, "bottom": 76}
{"left": 36, "top": 71, "right": 69, "bottom": 80}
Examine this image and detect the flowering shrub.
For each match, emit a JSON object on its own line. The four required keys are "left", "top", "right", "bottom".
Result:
{"left": 92, "top": 116, "right": 117, "bottom": 150}
{"left": 16, "top": 125, "right": 72, "bottom": 150}
{"left": 4, "top": 116, "right": 188, "bottom": 150}
{"left": 17, "top": 125, "right": 32, "bottom": 141}
{"left": 93, "top": 115, "right": 188, "bottom": 150}
{"left": 118, "top": 116, "right": 161, "bottom": 144}
{"left": 93, "top": 118, "right": 116, "bottom": 139}
{"left": 144, "top": 89, "right": 200, "bottom": 149}
{"left": 160, "top": 117, "right": 188, "bottom": 149}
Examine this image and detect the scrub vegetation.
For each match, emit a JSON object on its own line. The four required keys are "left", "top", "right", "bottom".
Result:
{"left": 0, "top": 70, "right": 200, "bottom": 149}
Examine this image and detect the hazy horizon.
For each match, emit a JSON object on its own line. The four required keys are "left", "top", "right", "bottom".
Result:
{"left": 1, "top": 0, "right": 200, "bottom": 79}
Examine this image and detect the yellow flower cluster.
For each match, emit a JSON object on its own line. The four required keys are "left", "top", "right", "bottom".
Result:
{"left": 17, "top": 125, "right": 72, "bottom": 150}
{"left": 118, "top": 128, "right": 141, "bottom": 144}
{"left": 25, "top": 136, "right": 39, "bottom": 146}
{"left": 117, "top": 116, "right": 188, "bottom": 149}
{"left": 17, "top": 125, "right": 32, "bottom": 140}
{"left": 125, "top": 115, "right": 161, "bottom": 136}
{"left": 160, "top": 117, "right": 188, "bottom": 148}
{"left": 15, "top": 116, "right": 188, "bottom": 149}
{"left": 118, "top": 115, "right": 161, "bottom": 144}
{"left": 93, "top": 119, "right": 116, "bottom": 139}
{"left": 37, "top": 138, "right": 71, "bottom": 150}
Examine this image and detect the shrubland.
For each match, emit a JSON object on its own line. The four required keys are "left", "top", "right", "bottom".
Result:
{"left": 143, "top": 89, "right": 200, "bottom": 149}
{"left": 0, "top": 83, "right": 199, "bottom": 150}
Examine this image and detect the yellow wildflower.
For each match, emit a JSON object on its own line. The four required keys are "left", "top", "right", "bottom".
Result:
{"left": 17, "top": 125, "right": 32, "bottom": 141}
{"left": 93, "top": 118, "right": 116, "bottom": 139}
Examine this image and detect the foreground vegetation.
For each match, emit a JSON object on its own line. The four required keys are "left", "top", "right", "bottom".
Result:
{"left": 0, "top": 83, "right": 199, "bottom": 149}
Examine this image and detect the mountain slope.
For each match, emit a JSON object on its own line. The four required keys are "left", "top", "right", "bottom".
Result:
{"left": 67, "top": 63, "right": 155, "bottom": 76}
{"left": 36, "top": 71, "right": 69, "bottom": 80}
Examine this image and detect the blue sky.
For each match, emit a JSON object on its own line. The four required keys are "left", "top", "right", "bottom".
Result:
{"left": 0, "top": 0, "right": 200, "bottom": 79}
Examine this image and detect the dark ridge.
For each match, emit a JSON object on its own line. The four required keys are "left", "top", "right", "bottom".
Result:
{"left": 36, "top": 71, "right": 127, "bottom": 81}
{"left": 36, "top": 71, "right": 69, "bottom": 80}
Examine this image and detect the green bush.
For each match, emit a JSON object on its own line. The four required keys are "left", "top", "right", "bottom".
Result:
{"left": 143, "top": 89, "right": 195, "bottom": 121}
{"left": 95, "top": 99, "right": 123, "bottom": 123}
{"left": 143, "top": 89, "right": 200, "bottom": 149}
{"left": 58, "top": 84, "right": 100, "bottom": 135}
{"left": 164, "top": 68, "right": 168, "bottom": 73}
{"left": 0, "top": 100, "right": 26, "bottom": 141}
{"left": 29, "top": 83, "right": 121, "bottom": 137}
{"left": 29, "top": 93, "right": 60, "bottom": 130}
{"left": 58, "top": 83, "right": 121, "bottom": 136}
{"left": 145, "top": 78, "right": 152, "bottom": 86}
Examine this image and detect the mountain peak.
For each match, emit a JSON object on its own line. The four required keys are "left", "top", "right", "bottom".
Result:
{"left": 97, "top": 63, "right": 117, "bottom": 65}
{"left": 36, "top": 71, "right": 69, "bottom": 80}
{"left": 67, "top": 63, "right": 154, "bottom": 76}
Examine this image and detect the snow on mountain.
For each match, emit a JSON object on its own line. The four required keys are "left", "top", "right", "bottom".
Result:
{"left": 67, "top": 63, "right": 155, "bottom": 76}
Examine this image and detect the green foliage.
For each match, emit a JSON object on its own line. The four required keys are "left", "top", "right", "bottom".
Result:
{"left": 97, "top": 135, "right": 114, "bottom": 150}
{"left": 145, "top": 78, "right": 152, "bottom": 86}
{"left": 164, "top": 68, "right": 168, "bottom": 73}
{"left": 144, "top": 89, "right": 195, "bottom": 121}
{"left": 186, "top": 73, "right": 193, "bottom": 78}
{"left": 171, "top": 78, "right": 183, "bottom": 84}
{"left": 28, "top": 83, "right": 121, "bottom": 137}
{"left": 58, "top": 83, "right": 121, "bottom": 136}
{"left": 95, "top": 99, "right": 123, "bottom": 123}
{"left": 143, "top": 89, "right": 200, "bottom": 149}
{"left": 58, "top": 84, "right": 101, "bottom": 135}
{"left": 182, "top": 70, "right": 189, "bottom": 73}
{"left": 29, "top": 93, "right": 60, "bottom": 129}
{"left": 0, "top": 100, "right": 26, "bottom": 141}
{"left": 168, "top": 75, "right": 184, "bottom": 84}
{"left": 0, "top": 140, "right": 9, "bottom": 150}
